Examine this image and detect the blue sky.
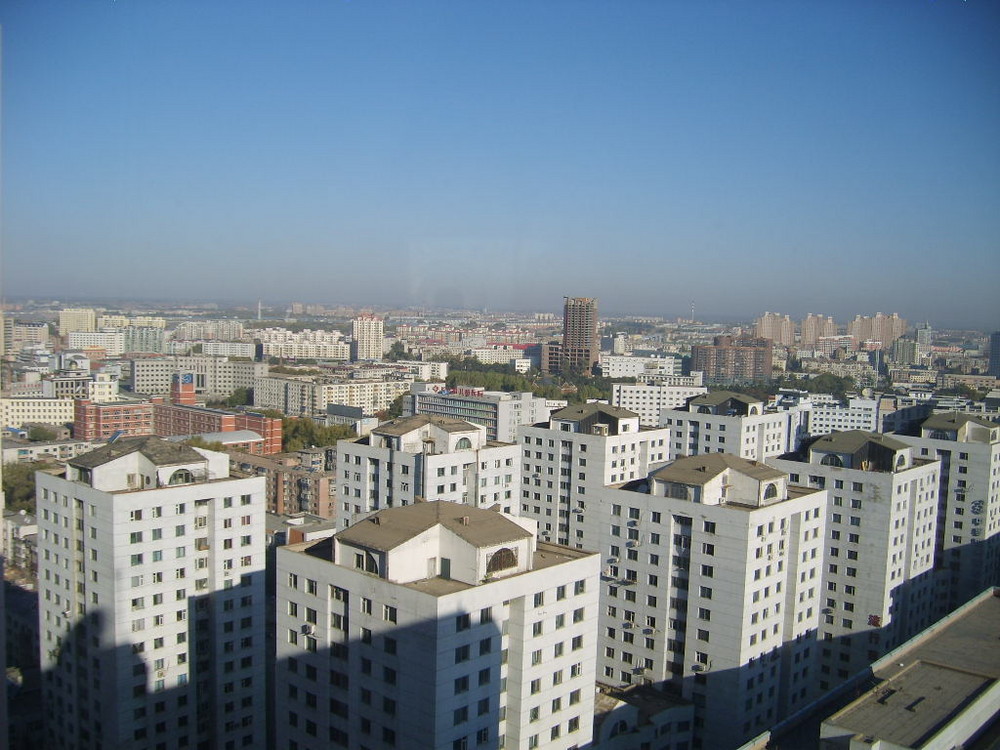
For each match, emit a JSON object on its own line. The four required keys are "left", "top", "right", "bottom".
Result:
{"left": 2, "top": 0, "right": 998, "bottom": 327}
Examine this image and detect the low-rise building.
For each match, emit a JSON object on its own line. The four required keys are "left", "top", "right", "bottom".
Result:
{"left": 407, "top": 384, "right": 554, "bottom": 443}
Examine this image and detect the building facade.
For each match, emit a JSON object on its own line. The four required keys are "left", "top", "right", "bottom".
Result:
{"left": 275, "top": 502, "right": 600, "bottom": 750}
{"left": 690, "top": 336, "right": 773, "bottom": 385}
{"left": 352, "top": 314, "right": 384, "bottom": 362}
{"left": 610, "top": 383, "right": 708, "bottom": 427}
{"left": 336, "top": 415, "right": 520, "bottom": 529}
{"left": 36, "top": 438, "right": 267, "bottom": 750}
{"left": 562, "top": 297, "right": 600, "bottom": 375}
{"left": 407, "top": 384, "right": 554, "bottom": 443}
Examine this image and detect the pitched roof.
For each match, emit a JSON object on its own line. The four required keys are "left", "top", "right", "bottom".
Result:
{"left": 68, "top": 436, "right": 206, "bottom": 469}
{"left": 651, "top": 453, "right": 783, "bottom": 486}
{"left": 337, "top": 502, "right": 531, "bottom": 552}
{"left": 810, "top": 430, "right": 906, "bottom": 454}
{"left": 551, "top": 403, "right": 638, "bottom": 421}
{"left": 921, "top": 412, "right": 997, "bottom": 432}
{"left": 373, "top": 414, "right": 479, "bottom": 436}
{"left": 687, "top": 391, "right": 761, "bottom": 406}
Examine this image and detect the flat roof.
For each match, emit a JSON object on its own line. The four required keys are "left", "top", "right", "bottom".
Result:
{"left": 826, "top": 590, "right": 1000, "bottom": 748}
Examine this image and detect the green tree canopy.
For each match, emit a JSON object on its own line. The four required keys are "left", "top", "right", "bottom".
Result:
{"left": 282, "top": 418, "right": 356, "bottom": 452}
{"left": 3, "top": 461, "right": 56, "bottom": 513}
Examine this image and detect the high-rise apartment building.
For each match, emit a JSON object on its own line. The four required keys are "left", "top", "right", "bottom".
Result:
{"left": 517, "top": 404, "right": 673, "bottom": 546}
{"left": 561, "top": 297, "right": 600, "bottom": 374}
{"left": 609, "top": 382, "right": 708, "bottom": 427}
{"left": 36, "top": 437, "right": 267, "bottom": 750}
{"left": 406, "top": 384, "right": 553, "bottom": 443}
{"left": 336, "top": 414, "right": 519, "bottom": 529}
{"left": 275, "top": 502, "right": 600, "bottom": 750}
{"left": 846, "top": 312, "right": 907, "bottom": 348}
{"left": 659, "top": 391, "right": 806, "bottom": 462}
{"left": 58, "top": 308, "right": 97, "bottom": 337}
{"left": 351, "top": 314, "right": 384, "bottom": 362}
{"left": 800, "top": 314, "right": 838, "bottom": 348}
{"left": 584, "top": 454, "right": 827, "bottom": 749}
{"left": 893, "top": 413, "right": 1000, "bottom": 612}
{"left": 768, "top": 431, "right": 940, "bottom": 680}
{"left": 754, "top": 312, "right": 794, "bottom": 347}
{"left": 690, "top": 336, "right": 773, "bottom": 384}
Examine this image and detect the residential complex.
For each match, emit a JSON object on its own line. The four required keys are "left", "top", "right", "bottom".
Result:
{"left": 253, "top": 375, "right": 412, "bottom": 417}
{"left": 275, "top": 501, "right": 600, "bottom": 750}
{"left": 690, "top": 336, "right": 773, "bottom": 385}
{"left": 610, "top": 382, "right": 708, "bottom": 427}
{"left": 130, "top": 356, "right": 268, "bottom": 398}
{"left": 36, "top": 437, "right": 267, "bottom": 750}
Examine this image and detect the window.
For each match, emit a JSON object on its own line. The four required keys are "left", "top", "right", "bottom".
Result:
{"left": 384, "top": 605, "right": 397, "bottom": 623}
{"left": 456, "top": 613, "right": 471, "bottom": 631}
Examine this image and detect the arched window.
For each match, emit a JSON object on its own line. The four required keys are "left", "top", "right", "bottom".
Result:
{"left": 763, "top": 483, "right": 778, "bottom": 500}
{"left": 486, "top": 547, "right": 517, "bottom": 574}
{"left": 364, "top": 552, "right": 379, "bottom": 575}
{"left": 896, "top": 454, "right": 906, "bottom": 469}
{"left": 455, "top": 437, "right": 472, "bottom": 450}
{"left": 820, "top": 454, "right": 843, "bottom": 468}
{"left": 168, "top": 469, "right": 194, "bottom": 485}
{"left": 698, "top": 406, "right": 712, "bottom": 414}
{"left": 748, "top": 406, "right": 759, "bottom": 415}
{"left": 609, "top": 720, "right": 629, "bottom": 738}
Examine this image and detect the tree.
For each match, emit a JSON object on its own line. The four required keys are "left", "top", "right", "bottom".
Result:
{"left": 383, "top": 341, "right": 407, "bottom": 362}
{"left": 281, "top": 418, "right": 356, "bottom": 452}
{"left": 27, "top": 426, "right": 58, "bottom": 442}
{"left": 3, "top": 461, "right": 56, "bottom": 513}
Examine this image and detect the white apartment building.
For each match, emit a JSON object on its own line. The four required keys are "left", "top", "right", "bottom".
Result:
{"left": 518, "top": 404, "right": 672, "bottom": 547}
{"left": 582, "top": 454, "right": 826, "bottom": 749}
{"left": 660, "top": 391, "right": 806, "bottom": 462}
{"left": 36, "top": 437, "right": 267, "bottom": 750}
{"left": 254, "top": 376, "right": 412, "bottom": 417}
{"left": 171, "top": 320, "right": 245, "bottom": 341}
{"left": 68, "top": 329, "right": 126, "bottom": 357}
{"left": 894, "top": 413, "right": 1000, "bottom": 612}
{"left": 407, "top": 384, "right": 553, "bottom": 443}
{"left": 261, "top": 340, "right": 351, "bottom": 360}
{"left": 768, "top": 431, "right": 940, "bottom": 682}
{"left": 131, "top": 356, "right": 268, "bottom": 397}
{"left": 352, "top": 314, "right": 384, "bottom": 361}
{"left": 394, "top": 360, "right": 450, "bottom": 381}
{"left": 0, "top": 396, "right": 75, "bottom": 427}
{"left": 98, "top": 315, "right": 167, "bottom": 329}
{"left": 200, "top": 341, "right": 256, "bottom": 358}
{"left": 275, "top": 502, "right": 600, "bottom": 750}
{"left": 336, "top": 414, "right": 520, "bottom": 529}
{"left": 611, "top": 383, "right": 708, "bottom": 427}
{"left": 806, "top": 397, "right": 879, "bottom": 437}
{"left": 598, "top": 354, "right": 684, "bottom": 380}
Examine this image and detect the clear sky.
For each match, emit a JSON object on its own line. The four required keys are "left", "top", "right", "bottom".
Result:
{"left": 1, "top": 0, "right": 998, "bottom": 328}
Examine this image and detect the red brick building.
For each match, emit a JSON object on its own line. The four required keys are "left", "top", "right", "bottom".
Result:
{"left": 152, "top": 404, "right": 282, "bottom": 455}
{"left": 73, "top": 400, "right": 155, "bottom": 441}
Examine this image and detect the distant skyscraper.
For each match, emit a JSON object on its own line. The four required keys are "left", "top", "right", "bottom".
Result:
{"left": 800, "top": 313, "right": 838, "bottom": 348}
{"left": 690, "top": 335, "right": 773, "bottom": 384}
{"left": 989, "top": 331, "right": 1000, "bottom": 378}
{"left": 754, "top": 312, "right": 794, "bottom": 347}
{"left": 847, "top": 312, "right": 906, "bottom": 348}
{"left": 351, "top": 314, "right": 384, "bottom": 361}
{"left": 561, "top": 297, "right": 599, "bottom": 374}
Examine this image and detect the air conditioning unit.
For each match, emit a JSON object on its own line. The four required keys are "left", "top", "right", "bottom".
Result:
{"left": 608, "top": 557, "right": 619, "bottom": 564}
{"left": 301, "top": 623, "right": 315, "bottom": 635}
{"left": 156, "top": 669, "right": 166, "bottom": 679}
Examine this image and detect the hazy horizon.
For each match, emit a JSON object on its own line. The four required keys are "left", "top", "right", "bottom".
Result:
{"left": 2, "top": 1, "right": 998, "bottom": 330}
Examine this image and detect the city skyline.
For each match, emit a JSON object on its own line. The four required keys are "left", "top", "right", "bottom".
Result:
{"left": 1, "top": 1, "right": 998, "bottom": 329}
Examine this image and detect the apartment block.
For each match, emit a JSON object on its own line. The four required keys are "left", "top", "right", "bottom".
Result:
{"left": 58, "top": 308, "right": 97, "bottom": 336}
{"left": 893, "top": 413, "right": 1000, "bottom": 612}
{"left": 36, "top": 437, "right": 267, "bottom": 750}
{"left": 660, "top": 391, "right": 805, "bottom": 462}
{"left": 275, "top": 501, "right": 600, "bottom": 750}
{"left": 253, "top": 376, "right": 411, "bottom": 417}
{"left": 610, "top": 383, "right": 708, "bottom": 427}
{"left": 152, "top": 403, "right": 282, "bottom": 455}
{"left": 690, "top": 336, "right": 772, "bottom": 385}
{"left": 130, "top": 356, "right": 268, "bottom": 398}
{"left": 407, "top": 384, "right": 554, "bottom": 443}
{"left": 584, "top": 455, "right": 827, "bottom": 749}
{"left": 768, "top": 431, "right": 940, "bottom": 681}
{"left": 73, "top": 399, "right": 155, "bottom": 441}
{"left": 517, "top": 403, "right": 672, "bottom": 547}
{"left": 0, "top": 397, "right": 75, "bottom": 428}
{"left": 352, "top": 314, "right": 384, "bottom": 362}
{"left": 336, "top": 414, "right": 520, "bottom": 529}
{"left": 561, "top": 297, "right": 600, "bottom": 374}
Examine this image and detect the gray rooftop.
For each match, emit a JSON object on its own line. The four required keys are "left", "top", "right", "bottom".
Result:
{"left": 810, "top": 430, "right": 907, "bottom": 455}
{"left": 687, "top": 390, "right": 762, "bottom": 407}
{"left": 823, "top": 589, "right": 1000, "bottom": 749}
{"left": 551, "top": 402, "right": 638, "bottom": 422}
{"left": 373, "top": 414, "right": 479, "bottom": 436}
{"left": 336, "top": 501, "right": 531, "bottom": 552}
{"left": 922, "top": 412, "right": 997, "bottom": 432}
{"left": 651, "top": 453, "right": 784, "bottom": 486}
{"left": 68, "top": 436, "right": 206, "bottom": 469}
